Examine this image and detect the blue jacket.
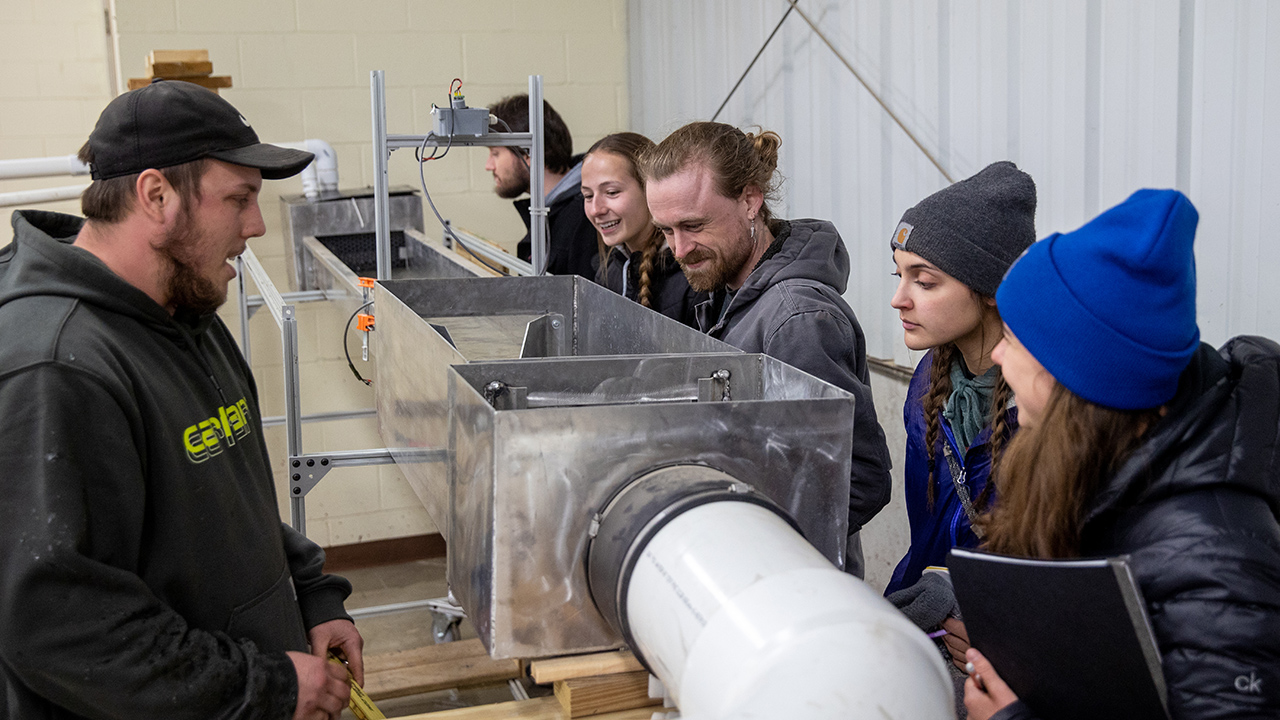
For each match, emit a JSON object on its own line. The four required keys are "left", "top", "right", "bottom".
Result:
{"left": 885, "top": 350, "right": 1016, "bottom": 595}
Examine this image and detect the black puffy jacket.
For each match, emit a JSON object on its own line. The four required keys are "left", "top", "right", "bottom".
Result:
{"left": 994, "top": 337, "right": 1280, "bottom": 720}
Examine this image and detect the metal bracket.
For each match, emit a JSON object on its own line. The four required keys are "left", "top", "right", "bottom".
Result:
{"left": 520, "top": 313, "right": 566, "bottom": 357}
{"left": 288, "top": 447, "right": 447, "bottom": 498}
{"left": 483, "top": 381, "right": 528, "bottom": 410}
{"left": 697, "top": 369, "right": 733, "bottom": 402}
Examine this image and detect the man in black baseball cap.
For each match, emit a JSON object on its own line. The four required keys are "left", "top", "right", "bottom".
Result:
{"left": 0, "top": 81, "right": 362, "bottom": 720}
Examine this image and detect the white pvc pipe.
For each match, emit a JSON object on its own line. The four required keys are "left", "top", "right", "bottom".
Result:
{"left": 277, "top": 139, "right": 339, "bottom": 200}
{"left": 0, "top": 155, "right": 90, "bottom": 180}
{"left": 0, "top": 140, "right": 337, "bottom": 205}
{"left": 0, "top": 184, "right": 91, "bottom": 208}
{"left": 626, "top": 502, "right": 953, "bottom": 720}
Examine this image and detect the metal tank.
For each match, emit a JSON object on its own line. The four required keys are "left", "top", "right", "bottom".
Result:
{"left": 373, "top": 275, "right": 857, "bottom": 659}
{"left": 372, "top": 275, "right": 733, "bottom": 536}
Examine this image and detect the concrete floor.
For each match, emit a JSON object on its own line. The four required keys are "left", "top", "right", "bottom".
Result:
{"left": 340, "top": 558, "right": 528, "bottom": 718}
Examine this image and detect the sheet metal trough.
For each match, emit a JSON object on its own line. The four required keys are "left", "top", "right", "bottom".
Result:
{"left": 279, "top": 186, "right": 429, "bottom": 290}
{"left": 373, "top": 275, "right": 734, "bottom": 535}
{"left": 447, "top": 354, "right": 854, "bottom": 659}
{"left": 374, "top": 275, "right": 855, "bottom": 659}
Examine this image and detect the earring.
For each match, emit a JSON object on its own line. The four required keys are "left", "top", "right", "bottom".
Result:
{"left": 750, "top": 217, "right": 756, "bottom": 240}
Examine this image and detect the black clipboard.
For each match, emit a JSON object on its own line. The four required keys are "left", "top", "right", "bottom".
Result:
{"left": 948, "top": 548, "right": 1169, "bottom": 720}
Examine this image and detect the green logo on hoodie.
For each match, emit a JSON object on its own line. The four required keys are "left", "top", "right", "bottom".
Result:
{"left": 183, "top": 398, "right": 252, "bottom": 463}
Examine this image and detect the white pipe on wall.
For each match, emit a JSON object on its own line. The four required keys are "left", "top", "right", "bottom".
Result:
{"left": 277, "top": 139, "right": 338, "bottom": 200}
{"left": 0, "top": 184, "right": 91, "bottom": 208}
{"left": 0, "top": 140, "right": 336, "bottom": 207}
{"left": 0, "top": 155, "right": 90, "bottom": 181}
{"left": 626, "top": 502, "right": 953, "bottom": 719}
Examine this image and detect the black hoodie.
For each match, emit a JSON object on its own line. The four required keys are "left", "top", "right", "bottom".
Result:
{"left": 0, "top": 210, "right": 352, "bottom": 719}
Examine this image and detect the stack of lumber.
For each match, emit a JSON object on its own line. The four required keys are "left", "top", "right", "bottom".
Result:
{"left": 355, "top": 646, "right": 669, "bottom": 720}
{"left": 128, "top": 50, "right": 232, "bottom": 93}
{"left": 537, "top": 651, "right": 663, "bottom": 718}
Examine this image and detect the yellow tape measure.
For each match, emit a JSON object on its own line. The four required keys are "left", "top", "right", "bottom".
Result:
{"left": 329, "top": 656, "right": 386, "bottom": 720}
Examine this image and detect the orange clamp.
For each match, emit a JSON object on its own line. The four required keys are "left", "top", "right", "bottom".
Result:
{"left": 358, "top": 277, "right": 377, "bottom": 289}
{"left": 357, "top": 313, "right": 375, "bottom": 332}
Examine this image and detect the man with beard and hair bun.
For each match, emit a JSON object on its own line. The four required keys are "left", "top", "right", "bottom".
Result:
{"left": 640, "top": 121, "right": 892, "bottom": 578}
{"left": 485, "top": 94, "right": 598, "bottom": 278}
{"left": 0, "top": 80, "right": 362, "bottom": 720}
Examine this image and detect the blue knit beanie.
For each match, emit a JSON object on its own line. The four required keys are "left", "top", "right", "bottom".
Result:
{"left": 995, "top": 189, "right": 1200, "bottom": 410}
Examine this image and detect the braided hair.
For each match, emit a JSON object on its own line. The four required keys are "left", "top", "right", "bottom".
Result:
{"left": 586, "top": 132, "right": 665, "bottom": 307}
{"left": 921, "top": 304, "right": 1015, "bottom": 510}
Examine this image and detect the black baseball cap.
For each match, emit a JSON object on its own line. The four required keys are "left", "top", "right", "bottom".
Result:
{"left": 87, "top": 79, "right": 314, "bottom": 180}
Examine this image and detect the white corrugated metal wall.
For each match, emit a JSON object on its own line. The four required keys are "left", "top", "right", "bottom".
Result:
{"left": 629, "top": 0, "right": 1280, "bottom": 367}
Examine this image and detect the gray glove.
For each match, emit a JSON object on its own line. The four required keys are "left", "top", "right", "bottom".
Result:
{"left": 886, "top": 572, "right": 960, "bottom": 631}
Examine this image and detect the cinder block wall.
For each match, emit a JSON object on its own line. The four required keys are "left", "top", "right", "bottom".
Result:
{"left": 112, "top": 0, "right": 629, "bottom": 547}
{"left": 0, "top": 0, "right": 111, "bottom": 214}
{"left": 0, "top": 0, "right": 919, "bottom": 588}
{"left": 0, "top": 0, "right": 628, "bottom": 549}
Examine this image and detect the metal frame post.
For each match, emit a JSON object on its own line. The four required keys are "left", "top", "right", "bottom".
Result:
{"left": 236, "top": 256, "right": 251, "bottom": 361}
{"left": 371, "top": 70, "right": 392, "bottom": 281}
{"left": 281, "top": 305, "right": 305, "bottom": 532}
{"left": 528, "top": 75, "right": 547, "bottom": 275}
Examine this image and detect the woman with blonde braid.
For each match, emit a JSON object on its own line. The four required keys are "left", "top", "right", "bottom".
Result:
{"left": 883, "top": 163, "right": 1037, "bottom": 677}
{"left": 581, "top": 132, "right": 704, "bottom": 327}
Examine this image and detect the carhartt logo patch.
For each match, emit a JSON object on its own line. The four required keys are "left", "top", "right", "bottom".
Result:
{"left": 892, "top": 222, "right": 913, "bottom": 250}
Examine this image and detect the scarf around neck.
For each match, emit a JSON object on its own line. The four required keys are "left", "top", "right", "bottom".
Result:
{"left": 942, "top": 358, "right": 999, "bottom": 451}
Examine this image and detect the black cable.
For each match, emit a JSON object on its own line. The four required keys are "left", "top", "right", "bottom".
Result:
{"left": 710, "top": 0, "right": 797, "bottom": 122}
{"left": 415, "top": 87, "right": 513, "bottom": 277}
{"left": 416, "top": 136, "right": 511, "bottom": 277}
{"left": 344, "top": 300, "right": 375, "bottom": 385}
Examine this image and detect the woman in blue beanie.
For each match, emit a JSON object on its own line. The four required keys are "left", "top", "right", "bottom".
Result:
{"left": 884, "top": 162, "right": 1037, "bottom": 673}
{"left": 964, "top": 189, "right": 1280, "bottom": 720}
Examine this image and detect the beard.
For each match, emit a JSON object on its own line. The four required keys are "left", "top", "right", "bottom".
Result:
{"left": 493, "top": 158, "right": 531, "bottom": 200}
{"left": 156, "top": 208, "right": 227, "bottom": 315}
{"left": 678, "top": 231, "right": 756, "bottom": 293}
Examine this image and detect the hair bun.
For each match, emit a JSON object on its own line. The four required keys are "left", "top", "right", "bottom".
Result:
{"left": 747, "top": 130, "right": 781, "bottom": 173}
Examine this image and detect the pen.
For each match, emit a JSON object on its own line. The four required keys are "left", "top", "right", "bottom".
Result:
{"left": 927, "top": 628, "right": 949, "bottom": 638}
{"left": 965, "top": 661, "right": 988, "bottom": 692}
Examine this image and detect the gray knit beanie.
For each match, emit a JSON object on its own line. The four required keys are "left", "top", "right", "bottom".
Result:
{"left": 890, "top": 161, "right": 1037, "bottom": 297}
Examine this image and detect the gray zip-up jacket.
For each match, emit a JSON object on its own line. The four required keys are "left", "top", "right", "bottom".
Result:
{"left": 696, "top": 218, "right": 892, "bottom": 534}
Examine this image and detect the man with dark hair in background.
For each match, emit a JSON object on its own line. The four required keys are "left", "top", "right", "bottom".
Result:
{"left": 0, "top": 80, "right": 361, "bottom": 720}
{"left": 486, "top": 94, "right": 597, "bottom": 278}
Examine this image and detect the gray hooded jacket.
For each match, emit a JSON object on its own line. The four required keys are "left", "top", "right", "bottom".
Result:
{"left": 696, "top": 218, "right": 892, "bottom": 533}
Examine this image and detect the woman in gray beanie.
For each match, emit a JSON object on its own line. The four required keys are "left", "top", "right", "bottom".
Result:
{"left": 884, "top": 161, "right": 1038, "bottom": 674}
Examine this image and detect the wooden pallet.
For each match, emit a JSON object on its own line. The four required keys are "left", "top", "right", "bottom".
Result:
{"left": 392, "top": 696, "right": 659, "bottom": 720}
{"left": 362, "top": 638, "right": 523, "bottom": 701}
{"left": 359, "top": 646, "right": 666, "bottom": 719}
